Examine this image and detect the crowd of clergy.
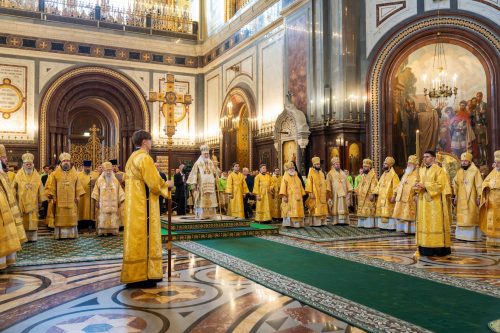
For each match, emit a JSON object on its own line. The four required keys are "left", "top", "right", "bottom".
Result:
{"left": 1, "top": 135, "right": 499, "bottom": 280}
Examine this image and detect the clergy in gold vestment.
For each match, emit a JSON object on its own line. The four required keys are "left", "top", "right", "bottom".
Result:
{"left": 92, "top": 162, "right": 125, "bottom": 236}
{"left": 414, "top": 150, "right": 452, "bottom": 256}
{"left": 373, "top": 157, "right": 400, "bottom": 230}
{"left": 270, "top": 168, "right": 282, "bottom": 220}
{"left": 187, "top": 145, "right": 219, "bottom": 219}
{"left": 44, "top": 153, "right": 85, "bottom": 239}
{"left": 452, "top": 152, "right": 483, "bottom": 241}
{"left": 121, "top": 130, "right": 171, "bottom": 288}
{"left": 280, "top": 162, "right": 306, "bottom": 228}
{"left": 226, "top": 163, "right": 249, "bottom": 219}
{"left": 0, "top": 144, "right": 27, "bottom": 269}
{"left": 253, "top": 164, "right": 272, "bottom": 222}
{"left": 393, "top": 155, "right": 418, "bottom": 234}
{"left": 305, "top": 157, "right": 328, "bottom": 226}
{"left": 356, "top": 159, "right": 378, "bottom": 228}
{"left": 12, "top": 153, "right": 44, "bottom": 242}
{"left": 479, "top": 150, "right": 500, "bottom": 247}
{"left": 326, "top": 157, "right": 352, "bottom": 225}
{"left": 77, "top": 160, "right": 97, "bottom": 224}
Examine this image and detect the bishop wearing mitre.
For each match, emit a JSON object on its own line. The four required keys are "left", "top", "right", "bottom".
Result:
{"left": 392, "top": 155, "right": 419, "bottom": 234}
{"left": 479, "top": 150, "right": 500, "bottom": 247}
{"left": 372, "top": 156, "right": 400, "bottom": 230}
{"left": 326, "top": 156, "right": 352, "bottom": 225}
{"left": 355, "top": 158, "right": 378, "bottom": 228}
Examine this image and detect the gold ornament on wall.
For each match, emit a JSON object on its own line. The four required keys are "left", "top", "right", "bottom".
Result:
{"left": 0, "top": 78, "right": 25, "bottom": 119}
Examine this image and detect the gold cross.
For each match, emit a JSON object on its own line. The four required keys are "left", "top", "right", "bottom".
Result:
{"left": 143, "top": 53, "right": 151, "bottom": 61}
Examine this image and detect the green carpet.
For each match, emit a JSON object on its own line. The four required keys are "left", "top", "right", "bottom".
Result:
{"left": 279, "top": 224, "right": 402, "bottom": 241}
{"left": 193, "top": 237, "right": 499, "bottom": 333}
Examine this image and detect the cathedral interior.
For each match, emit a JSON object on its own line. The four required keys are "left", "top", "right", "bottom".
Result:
{"left": 0, "top": 0, "right": 499, "bottom": 332}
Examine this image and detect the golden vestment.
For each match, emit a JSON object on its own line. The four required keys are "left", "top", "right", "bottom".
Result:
{"left": 13, "top": 168, "right": 44, "bottom": 241}
{"left": 392, "top": 169, "right": 418, "bottom": 233}
{"left": 305, "top": 168, "right": 328, "bottom": 226}
{"left": 280, "top": 172, "right": 305, "bottom": 227}
{"left": 372, "top": 168, "right": 400, "bottom": 229}
{"left": 0, "top": 171, "right": 26, "bottom": 269}
{"left": 416, "top": 164, "right": 452, "bottom": 256}
{"left": 326, "top": 169, "right": 352, "bottom": 225}
{"left": 186, "top": 157, "right": 218, "bottom": 219}
{"left": 270, "top": 175, "right": 282, "bottom": 219}
{"left": 453, "top": 163, "right": 483, "bottom": 241}
{"left": 77, "top": 171, "right": 97, "bottom": 221}
{"left": 121, "top": 148, "right": 170, "bottom": 284}
{"left": 44, "top": 166, "right": 85, "bottom": 239}
{"left": 253, "top": 173, "right": 272, "bottom": 222}
{"left": 479, "top": 169, "right": 500, "bottom": 246}
{"left": 92, "top": 174, "right": 125, "bottom": 235}
{"left": 355, "top": 169, "right": 378, "bottom": 228}
{"left": 226, "top": 172, "right": 249, "bottom": 218}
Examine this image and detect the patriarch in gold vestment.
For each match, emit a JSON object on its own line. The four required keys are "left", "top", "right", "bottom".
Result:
{"left": 479, "top": 150, "right": 500, "bottom": 247}
{"left": 373, "top": 156, "right": 400, "bottom": 230}
{"left": 280, "top": 162, "right": 306, "bottom": 228}
{"left": 452, "top": 152, "right": 483, "bottom": 241}
{"left": 226, "top": 163, "right": 249, "bottom": 219}
{"left": 121, "top": 130, "right": 171, "bottom": 288}
{"left": 253, "top": 164, "right": 272, "bottom": 222}
{"left": 414, "top": 150, "right": 451, "bottom": 256}
{"left": 0, "top": 144, "right": 27, "bottom": 269}
{"left": 326, "top": 156, "right": 352, "bottom": 225}
{"left": 92, "top": 162, "right": 125, "bottom": 236}
{"left": 12, "top": 153, "right": 44, "bottom": 241}
{"left": 44, "top": 153, "right": 85, "bottom": 239}
{"left": 77, "top": 160, "right": 97, "bottom": 224}
{"left": 393, "top": 155, "right": 418, "bottom": 234}
{"left": 356, "top": 159, "right": 378, "bottom": 228}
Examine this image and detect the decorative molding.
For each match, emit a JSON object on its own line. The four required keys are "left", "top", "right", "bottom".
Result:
{"left": 473, "top": 0, "right": 500, "bottom": 11}
{"left": 368, "top": 15, "right": 500, "bottom": 172}
{"left": 376, "top": 1, "right": 407, "bottom": 27}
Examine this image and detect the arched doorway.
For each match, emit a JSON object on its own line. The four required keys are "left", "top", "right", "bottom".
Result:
{"left": 220, "top": 88, "right": 255, "bottom": 170}
{"left": 39, "top": 66, "right": 149, "bottom": 166}
{"left": 367, "top": 14, "right": 499, "bottom": 171}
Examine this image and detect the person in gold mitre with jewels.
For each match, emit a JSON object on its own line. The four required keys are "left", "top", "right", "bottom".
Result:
{"left": 0, "top": 144, "right": 27, "bottom": 269}
{"left": 479, "top": 150, "right": 500, "bottom": 247}
{"left": 44, "top": 152, "right": 85, "bottom": 239}
{"left": 280, "top": 161, "right": 306, "bottom": 228}
{"left": 355, "top": 158, "right": 378, "bottom": 228}
{"left": 305, "top": 157, "right": 328, "bottom": 226}
{"left": 414, "top": 150, "right": 452, "bottom": 257}
{"left": 392, "top": 155, "right": 419, "bottom": 234}
{"left": 187, "top": 145, "right": 219, "bottom": 219}
{"left": 326, "top": 156, "right": 352, "bottom": 225}
{"left": 226, "top": 162, "right": 249, "bottom": 219}
{"left": 12, "top": 153, "right": 45, "bottom": 242}
{"left": 253, "top": 164, "right": 273, "bottom": 223}
{"left": 121, "top": 130, "right": 171, "bottom": 289}
{"left": 372, "top": 156, "right": 400, "bottom": 230}
{"left": 92, "top": 161, "right": 125, "bottom": 236}
{"left": 452, "top": 152, "right": 483, "bottom": 241}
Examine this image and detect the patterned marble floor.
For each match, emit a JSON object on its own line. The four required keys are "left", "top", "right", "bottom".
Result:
{"left": 1, "top": 232, "right": 498, "bottom": 332}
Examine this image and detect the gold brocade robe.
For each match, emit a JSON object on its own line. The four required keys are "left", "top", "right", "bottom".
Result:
{"left": 77, "top": 171, "right": 97, "bottom": 221}
{"left": 253, "top": 173, "right": 272, "bottom": 221}
{"left": 479, "top": 169, "right": 500, "bottom": 244}
{"left": 372, "top": 168, "right": 400, "bottom": 218}
{"left": 44, "top": 167, "right": 85, "bottom": 228}
{"left": 186, "top": 158, "right": 218, "bottom": 210}
{"left": 305, "top": 168, "right": 328, "bottom": 217}
{"left": 279, "top": 173, "right": 305, "bottom": 219}
{"left": 392, "top": 169, "right": 418, "bottom": 221}
{"left": 7, "top": 171, "right": 15, "bottom": 184}
{"left": 0, "top": 171, "right": 26, "bottom": 268}
{"left": 453, "top": 164, "right": 482, "bottom": 227}
{"left": 13, "top": 169, "right": 44, "bottom": 232}
{"left": 416, "top": 164, "right": 452, "bottom": 249}
{"left": 355, "top": 170, "right": 378, "bottom": 218}
{"left": 121, "top": 148, "right": 170, "bottom": 284}
{"left": 326, "top": 169, "right": 352, "bottom": 218}
{"left": 226, "top": 172, "right": 249, "bottom": 218}
{"left": 92, "top": 175, "right": 125, "bottom": 234}
{"left": 270, "top": 175, "right": 282, "bottom": 219}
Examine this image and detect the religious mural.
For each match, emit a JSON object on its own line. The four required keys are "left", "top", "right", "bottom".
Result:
{"left": 392, "top": 43, "right": 489, "bottom": 167}
{"left": 287, "top": 13, "right": 308, "bottom": 114}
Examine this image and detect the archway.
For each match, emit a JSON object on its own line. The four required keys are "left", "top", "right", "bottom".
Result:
{"left": 219, "top": 87, "right": 256, "bottom": 170}
{"left": 367, "top": 13, "right": 499, "bottom": 171}
{"left": 39, "top": 66, "right": 149, "bottom": 166}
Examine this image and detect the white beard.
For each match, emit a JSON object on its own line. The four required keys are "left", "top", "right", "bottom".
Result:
{"left": 203, "top": 157, "right": 210, "bottom": 163}
{"left": 288, "top": 170, "right": 295, "bottom": 176}
{"left": 104, "top": 175, "right": 112, "bottom": 183}
{"left": 24, "top": 168, "right": 33, "bottom": 175}
{"left": 404, "top": 166, "right": 414, "bottom": 175}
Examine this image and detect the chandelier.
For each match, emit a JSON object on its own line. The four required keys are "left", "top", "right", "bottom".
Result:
{"left": 220, "top": 101, "right": 239, "bottom": 132}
